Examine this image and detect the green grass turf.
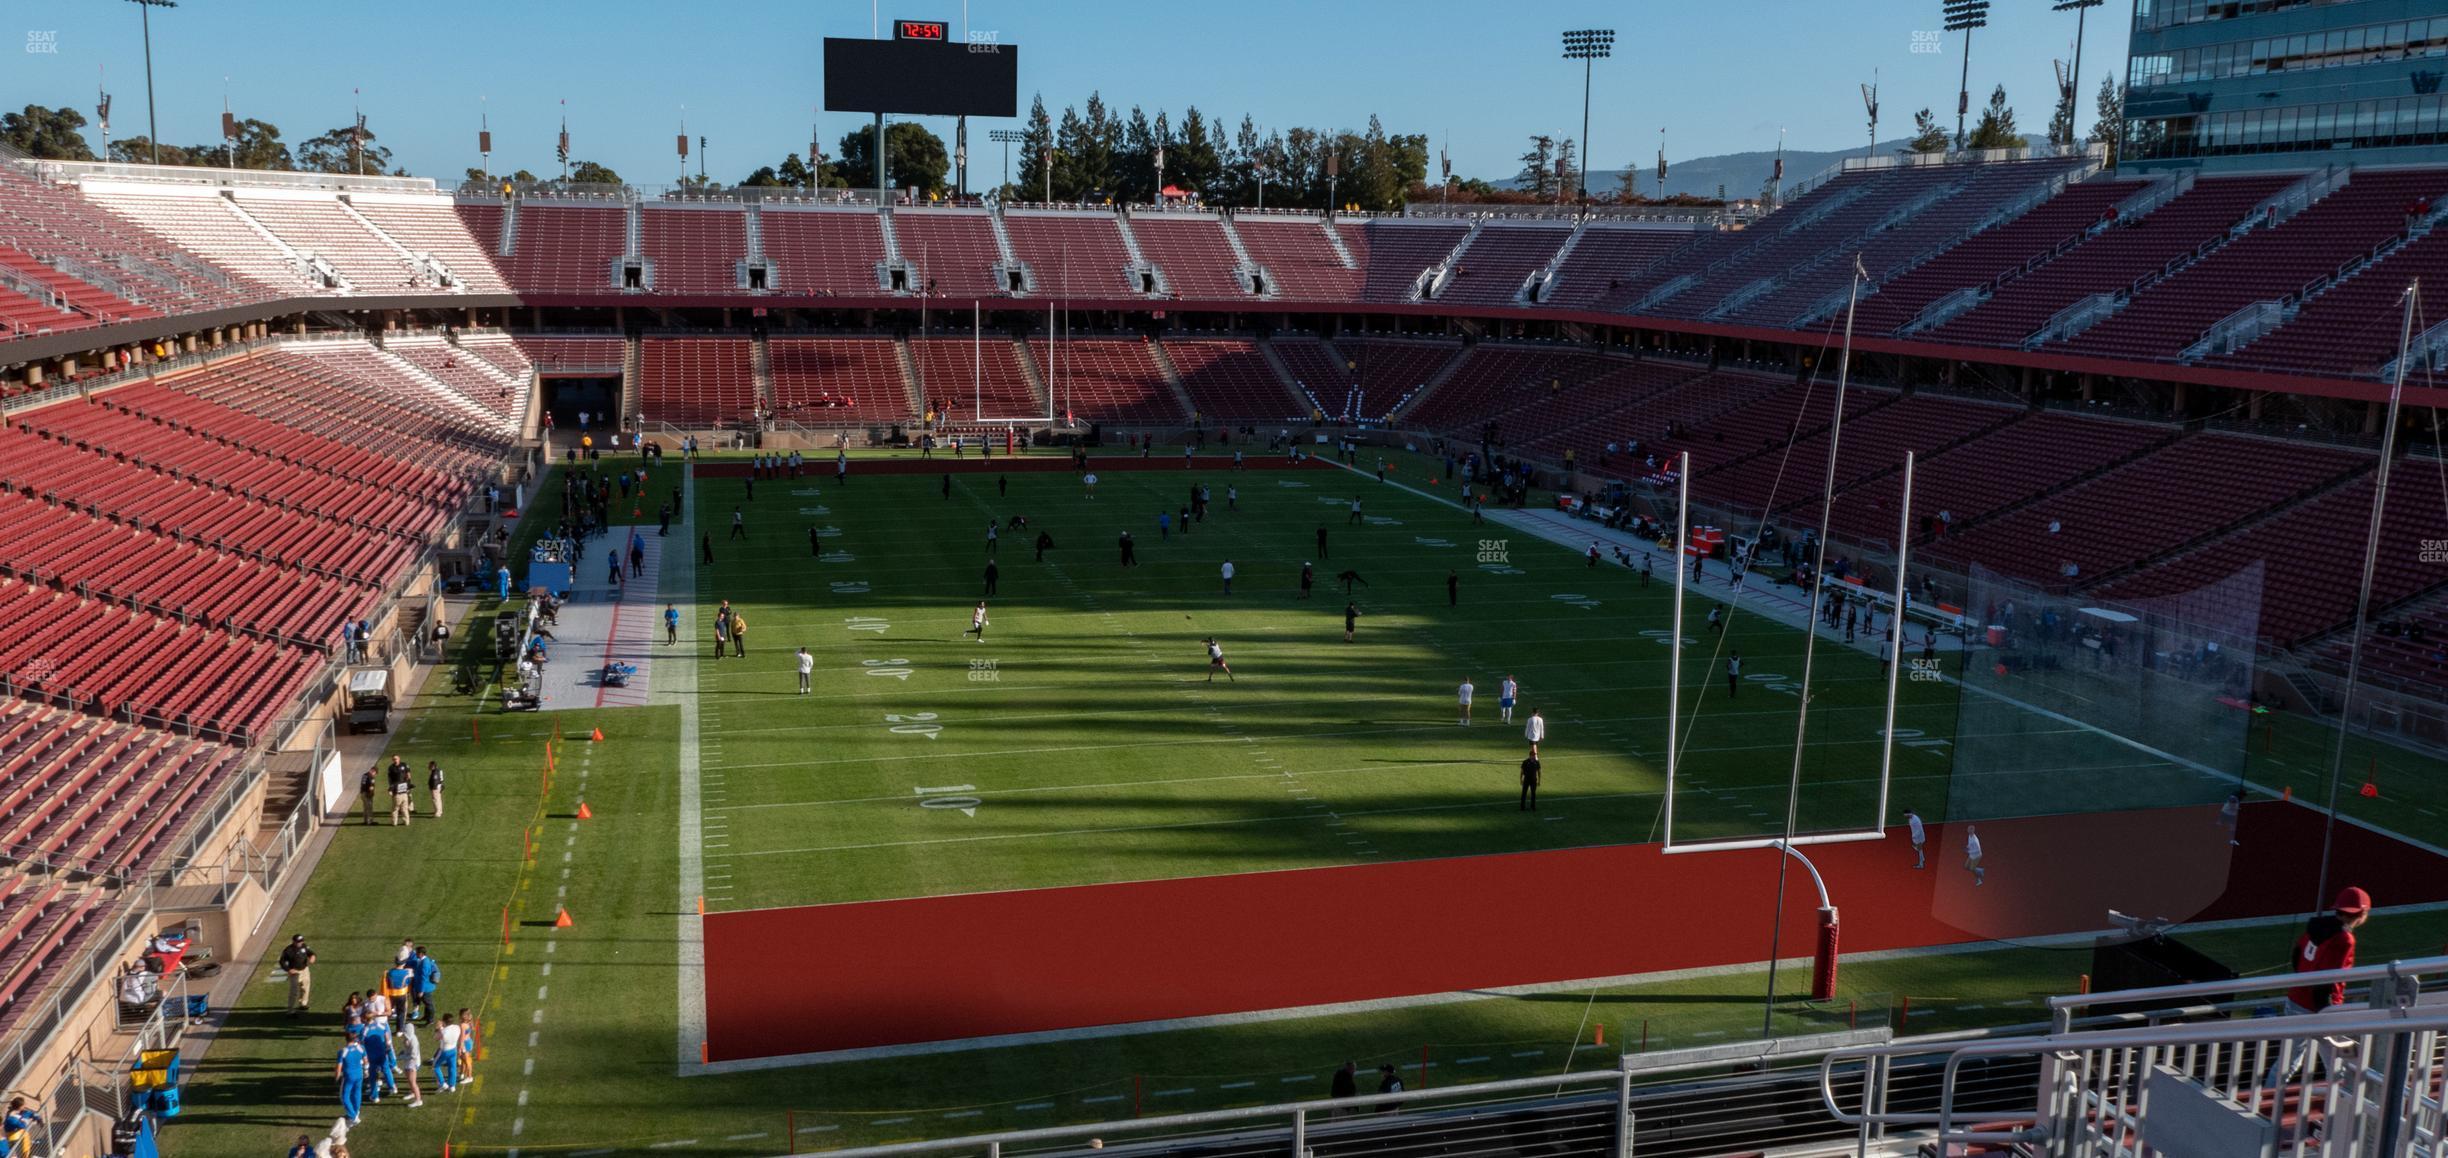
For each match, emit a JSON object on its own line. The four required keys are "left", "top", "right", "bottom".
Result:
{"left": 167, "top": 448, "right": 2448, "bottom": 1158}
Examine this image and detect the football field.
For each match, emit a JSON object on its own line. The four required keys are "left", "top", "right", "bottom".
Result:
{"left": 168, "top": 447, "right": 2448, "bottom": 1158}
{"left": 691, "top": 451, "right": 1954, "bottom": 917}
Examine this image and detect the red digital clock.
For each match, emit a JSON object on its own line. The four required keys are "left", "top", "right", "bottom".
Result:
{"left": 896, "top": 19, "right": 947, "bottom": 40}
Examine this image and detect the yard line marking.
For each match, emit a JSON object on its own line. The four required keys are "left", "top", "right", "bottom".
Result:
{"left": 1079, "top": 1096, "right": 1124, "bottom": 1105}
{"left": 1511, "top": 1049, "right": 1546, "bottom": 1058}
{"left": 871, "top": 1117, "right": 914, "bottom": 1125}
{"left": 1456, "top": 1056, "right": 1489, "bottom": 1064}
{"left": 942, "top": 1111, "right": 983, "bottom": 1119}
{"left": 523, "top": 1058, "right": 534, "bottom": 1076}
{"left": 2000, "top": 999, "right": 2037, "bottom": 1007}
{"left": 796, "top": 1124, "right": 841, "bottom": 1133}
{"left": 537, "top": 986, "right": 549, "bottom": 1001}
{"left": 1152, "top": 1088, "right": 1196, "bottom": 1098}
{"left": 646, "top": 1140, "right": 700, "bottom": 1149}
{"left": 1691, "top": 1030, "right": 1727, "bottom": 1039}
{"left": 545, "top": 940, "right": 556, "bottom": 955}
{"left": 518, "top": 1090, "right": 530, "bottom": 1106}
{"left": 540, "top": 963, "right": 552, "bottom": 977}
{"left": 531, "top": 1009, "right": 543, "bottom": 1025}
{"left": 725, "top": 1132, "right": 771, "bottom": 1141}
{"left": 528, "top": 1031, "right": 539, "bottom": 1047}
{"left": 511, "top": 1117, "right": 524, "bottom": 1136}
{"left": 1280, "top": 1075, "right": 1315, "bottom": 1083}
{"left": 1218, "top": 1081, "right": 1255, "bottom": 1090}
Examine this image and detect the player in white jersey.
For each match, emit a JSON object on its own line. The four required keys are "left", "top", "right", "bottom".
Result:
{"left": 1498, "top": 676, "right": 1518, "bottom": 724}
{"left": 1456, "top": 678, "right": 1474, "bottom": 725}
{"left": 1905, "top": 809, "right": 1926, "bottom": 869}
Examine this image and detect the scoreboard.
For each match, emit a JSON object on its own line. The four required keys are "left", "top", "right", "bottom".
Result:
{"left": 823, "top": 31, "right": 1017, "bottom": 118}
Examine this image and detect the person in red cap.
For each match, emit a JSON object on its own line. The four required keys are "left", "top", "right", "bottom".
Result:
{"left": 2265, "top": 886, "right": 2372, "bottom": 1090}
{"left": 2285, "top": 886, "right": 2371, "bottom": 1014}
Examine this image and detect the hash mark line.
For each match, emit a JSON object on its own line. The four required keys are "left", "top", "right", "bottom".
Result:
{"left": 1511, "top": 1049, "right": 1546, "bottom": 1058}
{"left": 1218, "top": 1081, "right": 1255, "bottom": 1090}
{"left": 1457, "top": 1056, "right": 1489, "bottom": 1064}
{"left": 1015, "top": 1103, "right": 1054, "bottom": 1112}
{"left": 1152, "top": 1088, "right": 1196, "bottom": 1097}
{"left": 646, "top": 1140, "right": 700, "bottom": 1149}
{"left": 724, "top": 1132, "right": 772, "bottom": 1140}
{"left": 1280, "top": 1075, "right": 1316, "bottom": 1083}
{"left": 871, "top": 1117, "right": 914, "bottom": 1125}
{"left": 1079, "top": 1096, "right": 1124, "bottom": 1105}
{"left": 943, "top": 1111, "right": 983, "bottom": 1119}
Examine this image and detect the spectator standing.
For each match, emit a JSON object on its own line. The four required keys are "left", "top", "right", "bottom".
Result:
{"left": 797, "top": 648, "right": 814, "bottom": 695}
{"left": 426, "top": 762, "right": 445, "bottom": 819}
{"left": 1519, "top": 752, "right": 1542, "bottom": 811}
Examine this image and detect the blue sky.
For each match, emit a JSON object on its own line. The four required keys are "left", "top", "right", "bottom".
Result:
{"left": 7, "top": 1, "right": 2131, "bottom": 186}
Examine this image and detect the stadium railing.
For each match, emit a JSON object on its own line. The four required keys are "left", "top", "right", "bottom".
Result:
{"left": 1818, "top": 954, "right": 2448, "bottom": 1154}
{"left": 787, "top": 1028, "right": 1891, "bottom": 1158}
{"left": 32, "top": 158, "right": 435, "bottom": 197}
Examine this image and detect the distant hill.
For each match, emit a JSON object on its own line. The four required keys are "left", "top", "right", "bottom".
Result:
{"left": 1486, "top": 139, "right": 1916, "bottom": 201}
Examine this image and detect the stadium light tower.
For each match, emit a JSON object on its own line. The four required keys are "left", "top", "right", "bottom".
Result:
{"left": 1560, "top": 29, "right": 1614, "bottom": 210}
{"left": 123, "top": 0, "right": 176, "bottom": 165}
{"left": 989, "top": 128, "right": 1024, "bottom": 198}
{"left": 2053, "top": 0, "right": 2105, "bottom": 150}
{"left": 1942, "top": 0, "right": 1990, "bottom": 152}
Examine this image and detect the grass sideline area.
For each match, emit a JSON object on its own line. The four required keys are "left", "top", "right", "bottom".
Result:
{"left": 168, "top": 445, "right": 2448, "bottom": 1158}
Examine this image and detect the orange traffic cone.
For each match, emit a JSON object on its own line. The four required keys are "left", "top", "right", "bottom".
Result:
{"left": 576, "top": 801, "right": 593, "bottom": 820}
{"left": 590, "top": 727, "right": 605, "bottom": 743}
{"left": 553, "top": 906, "right": 573, "bottom": 928}
{"left": 2360, "top": 781, "right": 2380, "bottom": 799}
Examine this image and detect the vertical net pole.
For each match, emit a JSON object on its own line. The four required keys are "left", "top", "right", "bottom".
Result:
{"left": 1874, "top": 451, "right": 1916, "bottom": 828}
{"left": 1662, "top": 452, "right": 1690, "bottom": 843}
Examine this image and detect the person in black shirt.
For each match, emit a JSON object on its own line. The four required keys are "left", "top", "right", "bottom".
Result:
{"left": 279, "top": 934, "right": 316, "bottom": 1015}
{"left": 1519, "top": 753, "right": 1542, "bottom": 811}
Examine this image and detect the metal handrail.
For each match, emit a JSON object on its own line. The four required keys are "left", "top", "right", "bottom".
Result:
{"left": 2045, "top": 953, "right": 2448, "bottom": 1022}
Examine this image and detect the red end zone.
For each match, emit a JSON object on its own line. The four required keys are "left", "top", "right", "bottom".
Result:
{"left": 701, "top": 803, "right": 2448, "bottom": 1063}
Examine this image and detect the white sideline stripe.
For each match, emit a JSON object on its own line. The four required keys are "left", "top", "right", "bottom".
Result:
{"left": 668, "top": 476, "right": 712, "bottom": 1079}
{"left": 678, "top": 901, "right": 2448, "bottom": 1075}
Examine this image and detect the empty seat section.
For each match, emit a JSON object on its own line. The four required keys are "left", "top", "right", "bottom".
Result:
{"left": 1132, "top": 216, "right": 1247, "bottom": 300}
{"left": 1004, "top": 213, "right": 1138, "bottom": 299}
{"left": 1232, "top": 217, "right": 1360, "bottom": 301}
{"left": 769, "top": 339, "right": 914, "bottom": 424}
{"left": 640, "top": 205, "right": 747, "bottom": 294}
{"left": 499, "top": 204, "right": 625, "bottom": 293}
{"left": 1165, "top": 340, "right": 1298, "bottom": 420}
{"left": 763, "top": 208, "right": 887, "bottom": 295}
{"left": 639, "top": 340, "right": 756, "bottom": 426}
{"left": 894, "top": 211, "right": 1006, "bottom": 298}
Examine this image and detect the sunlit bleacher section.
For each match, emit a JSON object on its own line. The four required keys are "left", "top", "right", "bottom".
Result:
{"left": 495, "top": 202, "right": 626, "bottom": 293}
{"left": 1230, "top": 216, "right": 1360, "bottom": 302}
{"left": 1004, "top": 211, "right": 1140, "bottom": 299}
{"left": 640, "top": 204, "right": 747, "bottom": 294}
{"left": 1131, "top": 214, "right": 1249, "bottom": 300}
{"left": 0, "top": 165, "right": 266, "bottom": 339}
{"left": 762, "top": 207, "right": 888, "bottom": 296}
{"left": 910, "top": 336, "right": 1041, "bottom": 421}
{"left": 638, "top": 338, "right": 757, "bottom": 427}
{"left": 769, "top": 338, "right": 916, "bottom": 425}
{"left": 892, "top": 209, "right": 1005, "bottom": 299}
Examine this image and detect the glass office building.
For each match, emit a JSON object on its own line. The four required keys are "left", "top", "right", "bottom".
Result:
{"left": 2124, "top": 0, "right": 2448, "bottom": 170}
